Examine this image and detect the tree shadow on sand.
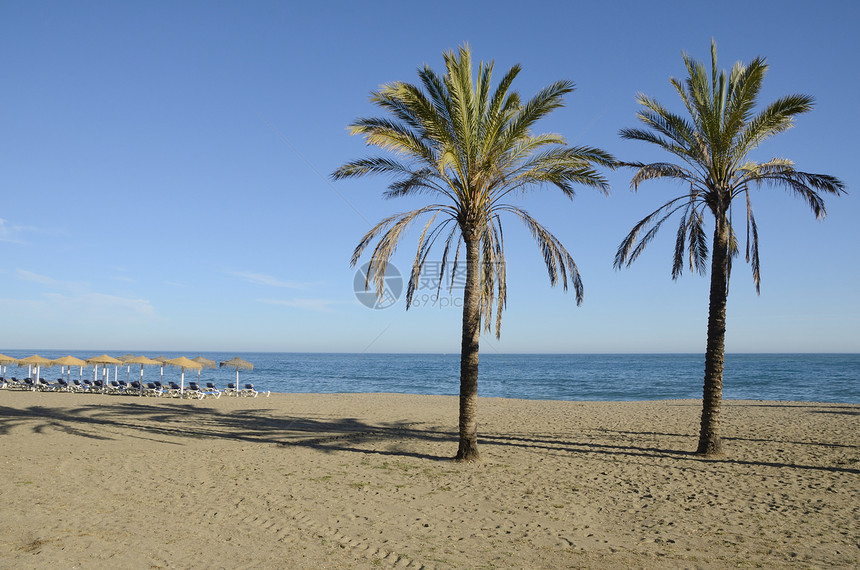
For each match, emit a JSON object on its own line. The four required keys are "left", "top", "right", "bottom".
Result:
{"left": 0, "top": 399, "right": 857, "bottom": 474}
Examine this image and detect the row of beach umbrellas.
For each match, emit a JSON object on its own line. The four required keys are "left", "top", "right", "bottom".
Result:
{"left": 0, "top": 353, "right": 253, "bottom": 395}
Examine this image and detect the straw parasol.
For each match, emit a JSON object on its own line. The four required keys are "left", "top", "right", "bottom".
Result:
{"left": 86, "top": 354, "right": 122, "bottom": 384}
{"left": 219, "top": 357, "right": 254, "bottom": 394}
{"left": 52, "top": 355, "right": 88, "bottom": 382}
{"left": 124, "top": 355, "right": 163, "bottom": 395}
{"left": 165, "top": 357, "right": 202, "bottom": 395}
{"left": 152, "top": 355, "right": 170, "bottom": 382}
{"left": 191, "top": 356, "right": 217, "bottom": 384}
{"left": 18, "top": 355, "right": 54, "bottom": 384}
{"left": 0, "top": 353, "right": 18, "bottom": 377}
{"left": 117, "top": 354, "right": 138, "bottom": 381}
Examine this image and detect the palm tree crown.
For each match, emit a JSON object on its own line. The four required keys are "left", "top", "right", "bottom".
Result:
{"left": 334, "top": 44, "right": 615, "bottom": 336}
{"left": 615, "top": 39, "right": 845, "bottom": 290}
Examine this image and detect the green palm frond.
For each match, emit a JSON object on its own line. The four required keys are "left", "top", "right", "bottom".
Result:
{"left": 671, "top": 205, "right": 708, "bottom": 279}
{"left": 744, "top": 192, "right": 761, "bottom": 292}
{"left": 502, "top": 205, "right": 583, "bottom": 304}
{"left": 334, "top": 44, "right": 615, "bottom": 334}
{"left": 614, "top": 194, "right": 694, "bottom": 269}
{"left": 616, "top": 40, "right": 845, "bottom": 292}
{"left": 332, "top": 156, "right": 416, "bottom": 180}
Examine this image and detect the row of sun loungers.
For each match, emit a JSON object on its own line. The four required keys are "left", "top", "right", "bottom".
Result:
{"left": 0, "top": 377, "right": 270, "bottom": 398}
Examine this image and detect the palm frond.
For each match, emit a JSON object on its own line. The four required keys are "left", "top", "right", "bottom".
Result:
{"left": 672, "top": 209, "right": 689, "bottom": 279}
{"left": 735, "top": 93, "right": 814, "bottom": 157}
{"left": 617, "top": 40, "right": 845, "bottom": 294}
{"left": 748, "top": 168, "right": 846, "bottom": 219}
{"left": 614, "top": 195, "right": 697, "bottom": 269}
{"left": 688, "top": 208, "right": 709, "bottom": 275}
{"left": 336, "top": 44, "right": 615, "bottom": 335}
{"left": 744, "top": 192, "right": 761, "bottom": 293}
{"left": 627, "top": 162, "right": 696, "bottom": 191}
{"left": 503, "top": 206, "right": 583, "bottom": 304}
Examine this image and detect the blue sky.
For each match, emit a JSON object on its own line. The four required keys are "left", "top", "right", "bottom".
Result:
{"left": 1, "top": 1, "right": 857, "bottom": 353}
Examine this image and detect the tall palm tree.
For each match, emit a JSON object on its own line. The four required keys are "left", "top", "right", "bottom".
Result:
{"left": 333, "top": 45, "right": 615, "bottom": 461}
{"left": 615, "top": 40, "right": 845, "bottom": 456}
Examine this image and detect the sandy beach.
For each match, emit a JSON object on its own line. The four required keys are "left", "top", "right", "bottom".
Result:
{"left": 0, "top": 391, "right": 857, "bottom": 569}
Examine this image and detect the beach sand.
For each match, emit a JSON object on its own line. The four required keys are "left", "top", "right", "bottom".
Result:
{"left": 0, "top": 391, "right": 857, "bottom": 569}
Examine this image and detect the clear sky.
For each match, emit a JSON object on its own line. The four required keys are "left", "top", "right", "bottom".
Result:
{"left": 1, "top": 1, "right": 858, "bottom": 354}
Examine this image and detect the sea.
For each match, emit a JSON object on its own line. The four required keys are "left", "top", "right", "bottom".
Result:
{"left": 3, "top": 351, "right": 858, "bottom": 404}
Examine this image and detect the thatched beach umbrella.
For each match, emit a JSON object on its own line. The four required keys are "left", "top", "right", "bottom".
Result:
{"left": 117, "top": 354, "right": 138, "bottom": 382}
{"left": 191, "top": 356, "right": 217, "bottom": 384}
{"left": 124, "top": 355, "right": 163, "bottom": 395}
{"left": 219, "top": 357, "right": 253, "bottom": 395}
{"left": 0, "top": 353, "right": 18, "bottom": 377}
{"left": 86, "top": 354, "right": 122, "bottom": 384}
{"left": 18, "top": 355, "right": 54, "bottom": 385}
{"left": 165, "top": 356, "right": 202, "bottom": 396}
{"left": 52, "top": 355, "right": 88, "bottom": 382}
{"left": 152, "top": 356, "right": 170, "bottom": 382}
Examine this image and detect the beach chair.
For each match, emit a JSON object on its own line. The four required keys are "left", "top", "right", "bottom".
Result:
{"left": 37, "top": 378, "right": 55, "bottom": 391}
{"left": 107, "top": 380, "right": 122, "bottom": 394}
{"left": 117, "top": 380, "right": 131, "bottom": 394}
{"left": 185, "top": 382, "right": 205, "bottom": 399}
{"left": 241, "top": 383, "right": 270, "bottom": 398}
{"left": 93, "top": 379, "right": 105, "bottom": 393}
{"left": 129, "top": 380, "right": 143, "bottom": 396}
{"left": 143, "top": 382, "right": 162, "bottom": 397}
{"left": 224, "top": 382, "right": 239, "bottom": 397}
{"left": 204, "top": 382, "right": 221, "bottom": 398}
{"left": 23, "top": 378, "right": 37, "bottom": 391}
{"left": 56, "top": 378, "right": 71, "bottom": 392}
{"left": 165, "top": 381, "right": 182, "bottom": 398}
{"left": 7, "top": 377, "right": 23, "bottom": 390}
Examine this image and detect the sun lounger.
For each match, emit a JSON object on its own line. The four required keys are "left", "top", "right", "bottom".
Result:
{"left": 224, "top": 382, "right": 239, "bottom": 397}
{"left": 185, "top": 382, "right": 206, "bottom": 399}
{"left": 37, "top": 378, "right": 56, "bottom": 391}
{"left": 56, "top": 378, "right": 71, "bottom": 392}
{"left": 204, "top": 382, "right": 221, "bottom": 398}
{"left": 165, "top": 381, "right": 182, "bottom": 398}
{"left": 143, "top": 382, "right": 162, "bottom": 397}
{"left": 185, "top": 381, "right": 200, "bottom": 398}
{"left": 241, "top": 383, "right": 270, "bottom": 398}
{"left": 6, "top": 377, "right": 25, "bottom": 390}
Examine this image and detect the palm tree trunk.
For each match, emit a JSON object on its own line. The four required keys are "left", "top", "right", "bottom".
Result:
{"left": 697, "top": 213, "right": 729, "bottom": 456}
{"left": 455, "top": 231, "right": 481, "bottom": 462}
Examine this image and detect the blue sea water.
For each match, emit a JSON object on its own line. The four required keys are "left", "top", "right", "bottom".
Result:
{"left": 3, "top": 351, "right": 858, "bottom": 404}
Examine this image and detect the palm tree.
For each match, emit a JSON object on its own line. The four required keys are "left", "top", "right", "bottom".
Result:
{"left": 333, "top": 45, "right": 615, "bottom": 461}
{"left": 615, "top": 40, "right": 845, "bottom": 456}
